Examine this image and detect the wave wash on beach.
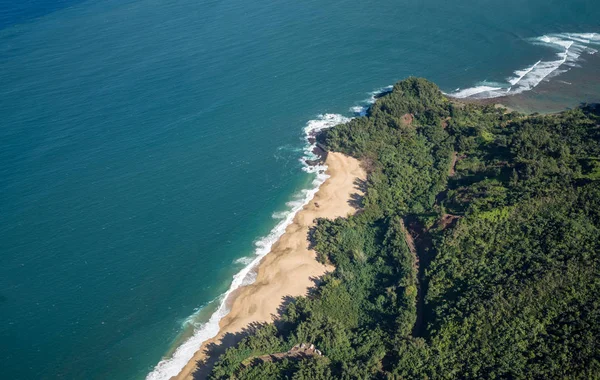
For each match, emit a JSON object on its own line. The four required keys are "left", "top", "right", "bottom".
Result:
{"left": 145, "top": 38, "right": 596, "bottom": 374}
{"left": 144, "top": 93, "right": 385, "bottom": 379}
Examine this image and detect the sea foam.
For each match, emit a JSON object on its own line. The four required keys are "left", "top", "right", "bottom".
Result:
{"left": 145, "top": 91, "right": 385, "bottom": 380}
{"left": 145, "top": 33, "right": 599, "bottom": 377}
{"left": 450, "top": 85, "right": 504, "bottom": 99}
{"left": 450, "top": 32, "right": 599, "bottom": 99}
{"left": 146, "top": 31, "right": 596, "bottom": 369}
{"left": 350, "top": 85, "right": 394, "bottom": 116}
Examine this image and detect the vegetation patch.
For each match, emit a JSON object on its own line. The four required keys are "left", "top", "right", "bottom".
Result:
{"left": 206, "top": 78, "right": 600, "bottom": 379}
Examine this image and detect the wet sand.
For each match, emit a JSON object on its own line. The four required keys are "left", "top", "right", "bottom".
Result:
{"left": 173, "top": 152, "right": 366, "bottom": 379}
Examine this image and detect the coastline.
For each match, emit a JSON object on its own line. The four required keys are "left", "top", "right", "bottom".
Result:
{"left": 173, "top": 152, "right": 366, "bottom": 379}
{"left": 147, "top": 37, "right": 600, "bottom": 377}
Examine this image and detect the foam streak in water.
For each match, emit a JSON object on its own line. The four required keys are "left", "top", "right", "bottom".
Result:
{"left": 450, "top": 32, "right": 599, "bottom": 99}
{"left": 146, "top": 115, "right": 353, "bottom": 380}
{"left": 144, "top": 83, "right": 399, "bottom": 380}
{"left": 350, "top": 85, "right": 393, "bottom": 116}
{"left": 450, "top": 85, "right": 504, "bottom": 98}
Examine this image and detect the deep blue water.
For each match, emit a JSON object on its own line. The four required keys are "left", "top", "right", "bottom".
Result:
{"left": 0, "top": 0, "right": 83, "bottom": 29}
{"left": 0, "top": 0, "right": 598, "bottom": 379}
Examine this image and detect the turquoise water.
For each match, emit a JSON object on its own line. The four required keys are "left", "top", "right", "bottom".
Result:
{"left": 0, "top": 0, "right": 598, "bottom": 379}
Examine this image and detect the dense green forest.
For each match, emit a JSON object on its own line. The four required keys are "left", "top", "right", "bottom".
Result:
{"left": 204, "top": 78, "right": 600, "bottom": 379}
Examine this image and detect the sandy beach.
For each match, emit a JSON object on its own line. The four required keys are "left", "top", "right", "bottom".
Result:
{"left": 173, "top": 152, "right": 366, "bottom": 379}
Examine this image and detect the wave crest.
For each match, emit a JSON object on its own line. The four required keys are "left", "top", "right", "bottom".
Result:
{"left": 147, "top": 118, "right": 363, "bottom": 379}
{"left": 145, "top": 84, "right": 394, "bottom": 380}
{"left": 450, "top": 32, "right": 599, "bottom": 99}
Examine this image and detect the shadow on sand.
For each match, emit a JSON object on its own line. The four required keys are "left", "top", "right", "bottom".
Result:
{"left": 348, "top": 178, "right": 367, "bottom": 210}
{"left": 192, "top": 277, "right": 324, "bottom": 379}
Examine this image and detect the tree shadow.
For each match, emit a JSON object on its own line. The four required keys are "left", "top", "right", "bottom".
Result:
{"left": 354, "top": 178, "right": 368, "bottom": 193}
{"left": 348, "top": 178, "right": 367, "bottom": 210}
{"left": 307, "top": 224, "right": 319, "bottom": 250}
{"left": 192, "top": 277, "right": 325, "bottom": 379}
{"left": 348, "top": 193, "right": 364, "bottom": 209}
{"left": 275, "top": 295, "right": 297, "bottom": 317}
{"left": 306, "top": 276, "right": 326, "bottom": 298}
{"left": 192, "top": 321, "right": 268, "bottom": 380}
{"left": 582, "top": 102, "right": 600, "bottom": 117}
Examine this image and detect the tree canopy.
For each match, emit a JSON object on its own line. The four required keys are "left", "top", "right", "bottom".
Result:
{"left": 207, "top": 78, "right": 600, "bottom": 379}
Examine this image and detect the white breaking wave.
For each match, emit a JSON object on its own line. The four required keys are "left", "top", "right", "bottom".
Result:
{"left": 450, "top": 32, "right": 600, "bottom": 99}
{"left": 302, "top": 113, "right": 351, "bottom": 172}
{"left": 509, "top": 60, "right": 542, "bottom": 86}
{"left": 144, "top": 33, "right": 599, "bottom": 376}
{"left": 234, "top": 256, "right": 254, "bottom": 265}
{"left": 145, "top": 85, "right": 393, "bottom": 380}
{"left": 350, "top": 85, "right": 394, "bottom": 116}
{"left": 141, "top": 32, "right": 599, "bottom": 374}
{"left": 451, "top": 85, "right": 504, "bottom": 99}
{"left": 271, "top": 210, "right": 289, "bottom": 219}
{"left": 145, "top": 111, "right": 365, "bottom": 380}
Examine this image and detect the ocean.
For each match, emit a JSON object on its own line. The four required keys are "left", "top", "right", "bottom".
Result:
{"left": 0, "top": 0, "right": 598, "bottom": 379}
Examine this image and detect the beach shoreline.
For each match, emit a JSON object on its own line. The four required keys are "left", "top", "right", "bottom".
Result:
{"left": 172, "top": 152, "right": 366, "bottom": 379}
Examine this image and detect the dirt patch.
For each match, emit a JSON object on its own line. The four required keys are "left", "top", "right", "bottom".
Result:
{"left": 449, "top": 151, "right": 458, "bottom": 176}
{"left": 441, "top": 117, "right": 451, "bottom": 129}
{"left": 439, "top": 213, "right": 461, "bottom": 230}
{"left": 401, "top": 113, "right": 414, "bottom": 126}
{"left": 400, "top": 219, "right": 417, "bottom": 267}
{"left": 241, "top": 343, "right": 324, "bottom": 369}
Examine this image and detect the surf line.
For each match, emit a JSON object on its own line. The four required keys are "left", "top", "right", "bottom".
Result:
{"left": 450, "top": 32, "right": 598, "bottom": 99}
{"left": 146, "top": 89, "right": 390, "bottom": 380}
{"left": 506, "top": 59, "right": 542, "bottom": 94}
